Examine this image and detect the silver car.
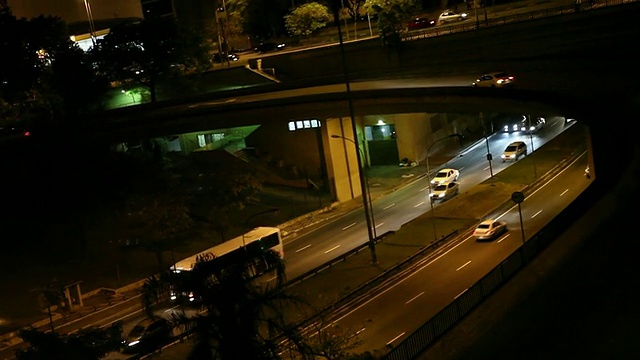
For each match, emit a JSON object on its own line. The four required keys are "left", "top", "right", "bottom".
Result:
{"left": 429, "top": 182, "right": 459, "bottom": 201}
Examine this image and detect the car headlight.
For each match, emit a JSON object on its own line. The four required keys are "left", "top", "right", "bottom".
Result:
{"left": 497, "top": 79, "right": 504, "bottom": 84}
{"left": 529, "top": 126, "right": 535, "bottom": 131}
{"left": 521, "top": 126, "right": 527, "bottom": 131}
{"left": 128, "top": 341, "right": 140, "bottom": 347}
{"left": 503, "top": 125, "right": 509, "bottom": 131}
{"left": 501, "top": 154, "right": 507, "bottom": 159}
{"left": 461, "top": 13, "right": 468, "bottom": 17}
{"left": 438, "top": 193, "right": 445, "bottom": 198}
{"left": 512, "top": 124, "right": 518, "bottom": 131}
{"left": 509, "top": 154, "right": 515, "bottom": 158}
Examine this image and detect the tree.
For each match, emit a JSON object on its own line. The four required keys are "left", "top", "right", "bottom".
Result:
{"left": 285, "top": 3, "right": 333, "bottom": 40}
{"left": 175, "top": 151, "right": 262, "bottom": 241}
{"left": 15, "top": 324, "right": 123, "bottom": 360}
{"left": 344, "top": 0, "right": 368, "bottom": 19}
{"left": 244, "top": 0, "right": 292, "bottom": 40}
{"left": 90, "top": 17, "right": 212, "bottom": 103}
{"left": 364, "top": 0, "right": 417, "bottom": 49}
{"left": 0, "top": 9, "right": 107, "bottom": 129}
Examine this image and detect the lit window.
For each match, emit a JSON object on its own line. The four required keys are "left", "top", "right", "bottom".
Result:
{"left": 288, "top": 119, "right": 321, "bottom": 131}
{"left": 197, "top": 135, "right": 206, "bottom": 147}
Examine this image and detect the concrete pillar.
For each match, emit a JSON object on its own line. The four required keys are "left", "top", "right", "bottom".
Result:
{"left": 323, "top": 117, "right": 363, "bottom": 203}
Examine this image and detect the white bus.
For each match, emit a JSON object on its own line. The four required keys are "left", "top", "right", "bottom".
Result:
{"left": 170, "top": 227, "right": 283, "bottom": 301}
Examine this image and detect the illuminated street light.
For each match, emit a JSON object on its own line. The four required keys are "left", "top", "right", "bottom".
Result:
{"left": 425, "top": 134, "right": 464, "bottom": 242}
{"left": 331, "top": 134, "right": 377, "bottom": 264}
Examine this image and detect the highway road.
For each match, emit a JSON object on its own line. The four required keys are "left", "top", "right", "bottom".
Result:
{"left": 2, "top": 1, "right": 636, "bottom": 359}
{"left": 325, "top": 150, "right": 590, "bottom": 354}
{"left": 282, "top": 116, "right": 572, "bottom": 281}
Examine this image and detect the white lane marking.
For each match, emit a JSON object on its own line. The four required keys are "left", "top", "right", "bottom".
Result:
{"left": 342, "top": 223, "right": 356, "bottom": 230}
{"left": 164, "top": 305, "right": 180, "bottom": 312}
{"left": 375, "top": 223, "right": 384, "bottom": 229}
{"left": 386, "top": 332, "right": 406, "bottom": 345}
{"left": 333, "top": 235, "right": 471, "bottom": 323}
{"left": 454, "top": 289, "right": 467, "bottom": 300}
{"left": 332, "top": 151, "right": 590, "bottom": 330}
{"left": 414, "top": 201, "right": 425, "bottom": 207}
{"left": 456, "top": 260, "right": 472, "bottom": 271}
{"left": 295, "top": 244, "right": 311, "bottom": 253}
{"left": 420, "top": 186, "right": 429, "bottom": 192}
{"left": 324, "top": 245, "right": 340, "bottom": 254}
{"left": 355, "top": 327, "right": 366, "bottom": 335}
{"left": 484, "top": 165, "right": 491, "bottom": 171}
{"left": 560, "top": 189, "right": 569, "bottom": 196}
{"left": 497, "top": 150, "right": 587, "bottom": 220}
{"left": 405, "top": 292, "right": 424, "bottom": 304}
{"left": 383, "top": 203, "right": 396, "bottom": 210}
{"left": 497, "top": 233, "right": 510, "bottom": 243}
{"left": 531, "top": 210, "right": 543, "bottom": 218}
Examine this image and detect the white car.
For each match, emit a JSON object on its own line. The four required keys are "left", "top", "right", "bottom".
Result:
{"left": 472, "top": 72, "right": 516, "bottom": 88}
{"left": 473, "top": 219, "right": 507, "bottom": 240}
{"left": 431, "top": 168, "right": 460, "bottom": 184}
{"left": 438, "top": 10, "right": 468, "bottom": 24}
{"left": 501, "top": 141, "right": 527, "bottom": 162}
{"left": 429, "top": 182, "right": 459, "bottom": 201}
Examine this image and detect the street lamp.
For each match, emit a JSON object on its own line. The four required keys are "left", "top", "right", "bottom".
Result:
{"left": 425, "top": 133, "right": 464, "bottom": 241}
{"left": 480, "top": 112, "right": 494, "bottom": 178}
{"left": 329, "top": 2, "right": 377, "bottom": 264}
{"left": 331, "top": 134, "right": 377, "bottom": 264}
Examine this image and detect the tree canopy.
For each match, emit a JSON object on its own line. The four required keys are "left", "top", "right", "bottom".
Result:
{"left": 285, "top": 3, "right": 333, "bottom": 38}
{"left": 90, "top": 17, "right": 212, "bottom": 103}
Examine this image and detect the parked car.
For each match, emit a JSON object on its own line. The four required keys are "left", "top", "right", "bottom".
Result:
{"left": 473, "top": 219, "right": 508, "bottom": 240}
{"left": 438, "top": 10, "right": 468, "bottom": 24}
{"left": 501, "top": 141, "right": 527, "bottom": 162}
{"left": 429, "top": 181, "right": 459, "bottom": 201}
{"left": 408, "top": 17, "right": 436, "bottom": 30}
{"left": 519, "top": 116, "right": 546, "bottom": 133}
{"left": 213, "top": 52, "right": 239, "bottom": 63}
{"left": 472, "top": 72, "right": 516, "bottom": 88}
{"left": 123, "top": 317, "right": 173, "bottom": 354}
{"left": 255, "top": 41, "right": 286, "bottom": 53}
{"left": 431, "top": 168, "right": 460, "bottom": 184}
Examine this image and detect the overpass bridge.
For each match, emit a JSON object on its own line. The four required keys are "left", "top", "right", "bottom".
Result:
{"left": 76, "top": 0, "right": 638, "bottom": 203}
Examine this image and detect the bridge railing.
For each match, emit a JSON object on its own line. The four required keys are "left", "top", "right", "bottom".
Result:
{"left": 401, "top": 0, "right": 636, "bottom": 42}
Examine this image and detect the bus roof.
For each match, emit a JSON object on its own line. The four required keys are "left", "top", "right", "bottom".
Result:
{"left": 172, "top": 227, "right": 280, "bottom": 272}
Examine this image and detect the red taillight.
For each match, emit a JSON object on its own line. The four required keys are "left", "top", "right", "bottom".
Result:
{"left": 24, "top": 131, "right": 30, "bottom": 137}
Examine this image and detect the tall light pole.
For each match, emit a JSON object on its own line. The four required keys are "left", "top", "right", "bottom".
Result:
{"left": 526, "top": 114, "right": 538, "bottom": 178}
{"left": 330, "top": 0, "right": 377, "bottom": 264}
{"left": 425, "top": 134, "right": 464, "bottom": 242}
{"left": 481, "top": 112, "right": 494, "bottom": 178}
{"left": 331, "top": 134, "right": 377, "bottom": 263}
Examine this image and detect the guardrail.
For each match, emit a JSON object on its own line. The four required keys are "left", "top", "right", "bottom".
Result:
{"left": 401, "top": 0, "right": 636, "bottom": 42}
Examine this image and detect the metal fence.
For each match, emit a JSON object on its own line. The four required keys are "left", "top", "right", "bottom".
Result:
{"left": 401, "top": 0, "right": 637, "bottom": 42}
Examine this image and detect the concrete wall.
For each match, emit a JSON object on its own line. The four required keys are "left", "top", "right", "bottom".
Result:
{"left": 324, "top": 117, "right": 363, "bottom": 203}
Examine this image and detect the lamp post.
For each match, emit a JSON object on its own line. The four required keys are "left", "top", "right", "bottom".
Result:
{"left": 330, "top": 1, "right": 377, "bottom": 264}
{"left": 481, "top": 112, "right": 494, "bottom": 178}
{"left": 526, "top": 114, "right": 538, "bottom": 178}
{"left": 243, "top": 208, "right": 279, "bottom": 247}
{"left": 511, "top": 192, "right": 526, "bottom": 243}
{"left": 331, "top": 134, "right": 377, "bottom": 263}
{"left": 425, "top": 134, "right": 464, "bottom": 242}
